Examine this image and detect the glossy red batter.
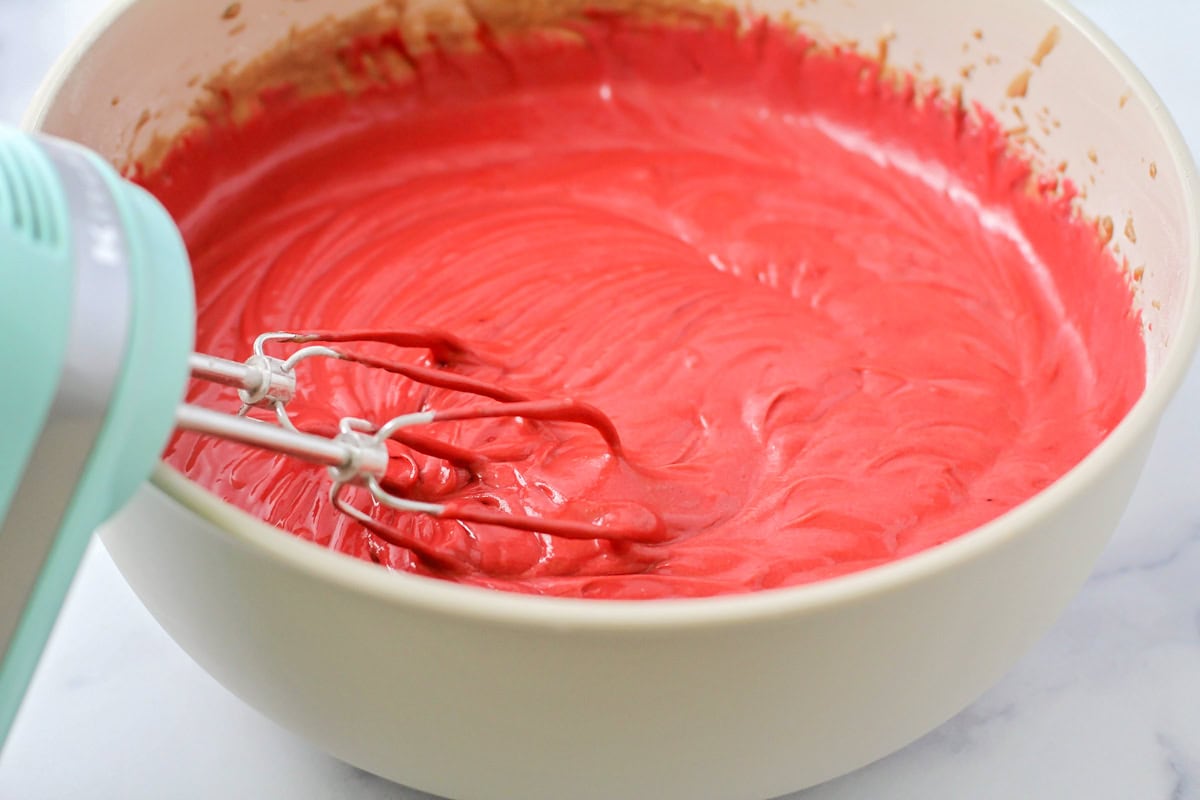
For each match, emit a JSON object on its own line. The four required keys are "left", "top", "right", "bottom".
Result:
{"left": 148, "top": 17, "right": 1145, "bottom": 599}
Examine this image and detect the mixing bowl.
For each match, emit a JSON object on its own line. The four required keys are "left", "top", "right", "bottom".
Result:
{"left": 25, "top": 1, "right": 1200, "bottom": 798}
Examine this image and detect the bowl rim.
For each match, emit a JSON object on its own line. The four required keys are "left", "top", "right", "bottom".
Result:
{"left": 28, "top": 0, "right": 1200, "bottom": 631}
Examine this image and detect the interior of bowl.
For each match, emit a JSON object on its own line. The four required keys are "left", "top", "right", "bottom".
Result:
{"left": 28, "top": 0, "right": 1200, "bottom": 616}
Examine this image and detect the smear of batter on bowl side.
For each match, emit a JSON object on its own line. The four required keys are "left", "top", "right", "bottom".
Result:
{"left": 144, "top": 14, "right": 1145, "bottom": 599}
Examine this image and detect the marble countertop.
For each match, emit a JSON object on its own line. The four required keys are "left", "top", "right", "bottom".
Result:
{"left": 2, "top": 1, "right": 1198, "bottom": 797}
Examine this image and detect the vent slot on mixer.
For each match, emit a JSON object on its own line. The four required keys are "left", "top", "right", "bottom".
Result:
{"left": 0, "top": 136, "right": 62, "bottom": 249}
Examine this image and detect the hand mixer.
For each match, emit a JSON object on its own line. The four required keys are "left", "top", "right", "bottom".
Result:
{"left": 0, "top": 125, "right": 655, "bottom": 748}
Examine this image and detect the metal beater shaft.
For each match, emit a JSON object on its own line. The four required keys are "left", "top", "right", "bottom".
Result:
{"left": 174, "top": 404, "right": 354, "bottom": 469}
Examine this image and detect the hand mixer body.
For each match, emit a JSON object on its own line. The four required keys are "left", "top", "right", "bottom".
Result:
{"left": 0, "top": 126, "right": 195, "bottom": 747}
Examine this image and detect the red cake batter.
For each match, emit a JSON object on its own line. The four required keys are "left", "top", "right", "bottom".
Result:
{"left": 148, "top": 16, "right": 1145, "bottom": 599}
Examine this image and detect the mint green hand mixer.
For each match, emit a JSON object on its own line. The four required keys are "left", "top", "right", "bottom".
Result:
{"left": 0, "top": 124, "right": 643, "bottom": 748}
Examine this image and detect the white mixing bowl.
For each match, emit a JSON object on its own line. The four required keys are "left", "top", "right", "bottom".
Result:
{"left": 26, "top": 1, "right": 1200, "bottom": 798}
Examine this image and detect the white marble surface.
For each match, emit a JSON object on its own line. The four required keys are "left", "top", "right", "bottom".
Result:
{"left": 1, "top": 1, "right": 1198, "bottom": 797}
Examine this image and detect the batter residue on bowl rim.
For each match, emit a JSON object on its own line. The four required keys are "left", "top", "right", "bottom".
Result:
{"left": 144, "top": 13, "right": 1145, "bottom": 599}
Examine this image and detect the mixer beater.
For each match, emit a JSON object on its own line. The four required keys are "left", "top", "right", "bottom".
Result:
{"left": 181, "top": 328, "right": 660, "bottom": 545}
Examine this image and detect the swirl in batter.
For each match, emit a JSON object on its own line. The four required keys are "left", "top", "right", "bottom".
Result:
{"left": 147, "top": 17, "right": 1145, "bottom": 599}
